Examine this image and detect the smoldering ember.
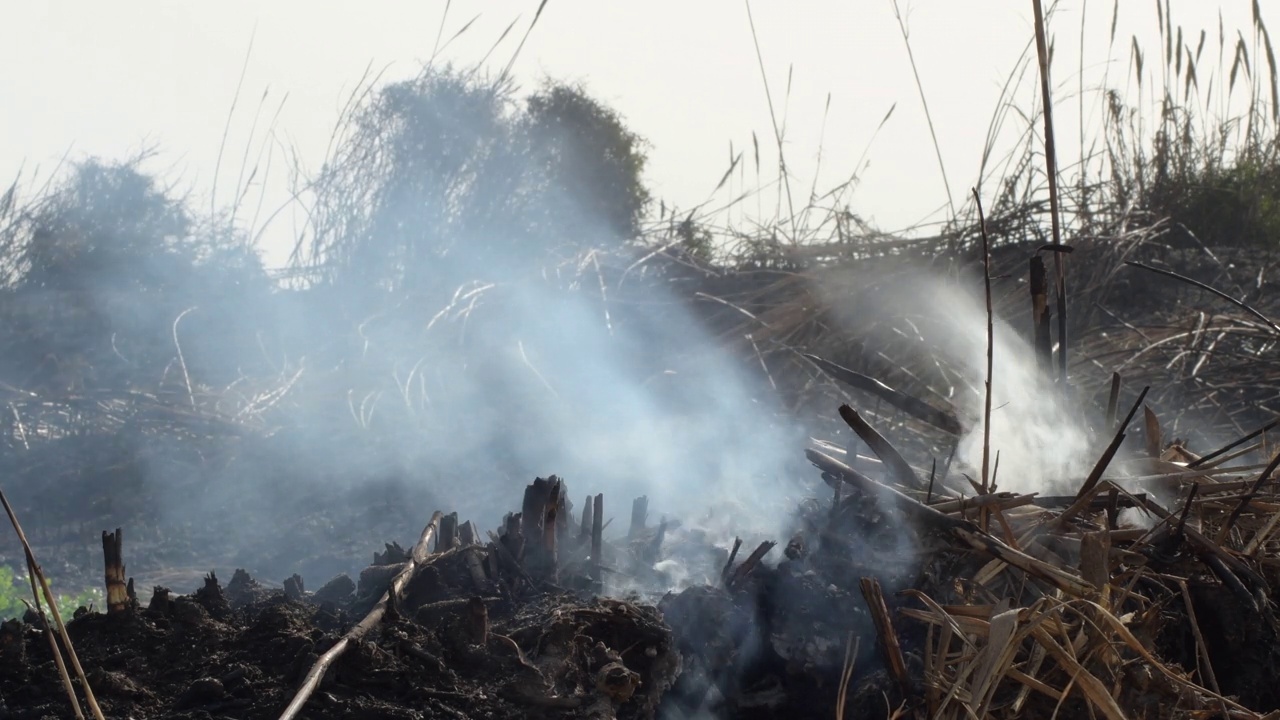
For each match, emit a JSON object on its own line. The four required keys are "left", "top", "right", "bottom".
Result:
{"left": 6, "top": 7, "right": 1280, "bottom": 720}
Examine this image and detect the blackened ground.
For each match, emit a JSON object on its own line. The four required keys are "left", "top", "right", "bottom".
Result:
{"left": 0, "top": 569, "right": 680, "bottom": 720}
{"left": 1184, "top": 582, "right": 1280, "bottom": 712}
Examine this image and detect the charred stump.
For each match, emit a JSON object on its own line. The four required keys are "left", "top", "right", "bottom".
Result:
{"left": 520, "top": 476, "right": 564, "bottom": 583}
{"left": 580, "top": 493, "right": 595, "bottom": 547}
{"left": 439, "top": 512, "right": 459, "bottom": 552}
{"left": 592, "top": 493, "right": 604, "bottom": 593}
{"left": 629, "top": 496, "right": 648, "bottom": 540}
{"left": 100, "top": 528, "right": 130, "bottom": 616}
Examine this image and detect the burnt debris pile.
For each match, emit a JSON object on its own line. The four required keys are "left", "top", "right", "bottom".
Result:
{"left": 8, "top": 387, "right": 1280, "bottom": 719}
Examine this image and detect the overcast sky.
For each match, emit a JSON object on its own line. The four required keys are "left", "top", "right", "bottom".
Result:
{"left": 1, "top": 1, "right": 1261, "bottom": 267}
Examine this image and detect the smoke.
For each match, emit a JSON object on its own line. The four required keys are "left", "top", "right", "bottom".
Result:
{"left": 0, "top": 68, "right": 816, "bottom": 588}
{"left": 818, "top": 265, "right": 1094, "bottom": 496}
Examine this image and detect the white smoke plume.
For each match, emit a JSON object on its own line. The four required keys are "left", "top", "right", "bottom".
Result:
{"left": 817, "top": 265, "right": 1094, "bottom": 496}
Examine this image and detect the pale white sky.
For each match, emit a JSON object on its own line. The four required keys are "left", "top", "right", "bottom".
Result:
{"left": 0, "top": 1, "right": 1261, "bottom": 267}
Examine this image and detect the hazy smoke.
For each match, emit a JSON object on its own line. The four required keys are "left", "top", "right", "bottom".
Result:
{"left": 127, "top": 68, "right": 813, "bottom": 582}
{"left": 818, "top": 265, "right": 1093, "bottom": 496}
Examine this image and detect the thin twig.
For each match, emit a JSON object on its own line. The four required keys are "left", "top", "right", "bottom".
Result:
{"left": 890, "top": 0, "right": 955, "bottom": 219}
{"left": 744, "top": 0, "right": 797, "bottom": 232}
{"left": 499, "top": 0, "right": 550, "bottom": 83}
{"left": 172, "top": 307, "right": 199, "bottom": 411}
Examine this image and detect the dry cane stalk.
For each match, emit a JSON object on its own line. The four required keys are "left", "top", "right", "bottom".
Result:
{"left": 1031, "top": 0, "right": 1069, "bottom": 386}
{"left": 278, "top": 511, "right": 443, "bottom": 720}
{"left": 974, "top": 189, "right": 995, "bottom": 534}
{"left": 26, "top": 556, "right": 85, "bottom": 720}
{"left": 837, "top": 405, "right": 929, "bottom": 492}
{"left": 859, "top": 577, "right": 911, "bottom": 699}
{"left": 0, "top": 487, "right": 105, "bottom": 720}
{"left": 1105, "top": 373, "right": 1121, "bottom": 431}
{"left": 1030, "top": 256, "right": 1053, "bottom": 375}
{"left": 834, "top": 632, "right": 860, "bottom": 720}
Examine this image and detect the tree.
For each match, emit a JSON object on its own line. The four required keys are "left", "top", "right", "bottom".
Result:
{"left": 523, "top": 79, "right": 651, "bottom": 243}
{"left": 300, "top": 66, "right": 652, "bottom": 300}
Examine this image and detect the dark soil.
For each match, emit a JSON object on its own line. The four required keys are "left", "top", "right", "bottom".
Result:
{"left": 0, "top": 569, "right": 680, "bottom": 720}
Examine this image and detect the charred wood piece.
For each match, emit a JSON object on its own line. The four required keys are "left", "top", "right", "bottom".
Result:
{"left": 462, "top": 546, "right": 491, "bottom": 591}
{"left": 720, "top": 537, "right": 743, "bottom": 586}
{"left": 519, "top": 476, "right": 563, "bottom": 581}
{"left": 644, "top": 517, "right": 667, "bottom": 565}
{"left": 374, "top": 542, "right": 409, "bottom": 566}
{"left": 147, "top": 587, "right": 171, "bottom": 615}
{"left": 282, "top": 575, "right": 305, "bottom": 602}
{"left": 457, "top": 520, "right": 479, "bottom": 547}
{"left": 312, "top": 574, "right": 355, "bottom": 606}
{"left": 725, "top": 541, "right": 776, "bottom": 590}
